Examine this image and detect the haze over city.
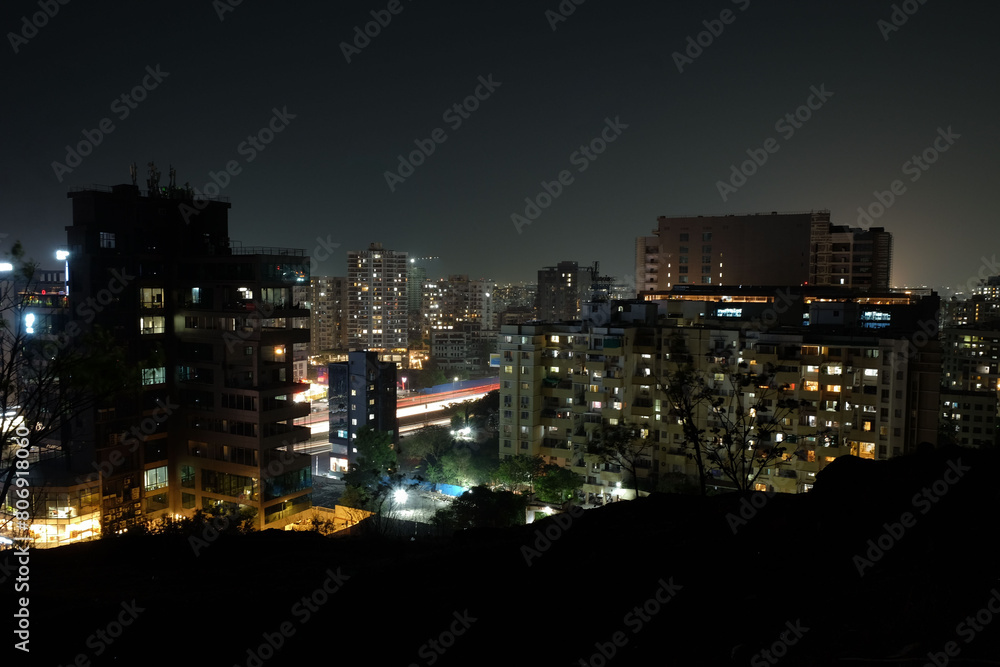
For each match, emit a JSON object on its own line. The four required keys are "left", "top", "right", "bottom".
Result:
{"left": 2, "top": 0, "right": 997, "bottom": 290}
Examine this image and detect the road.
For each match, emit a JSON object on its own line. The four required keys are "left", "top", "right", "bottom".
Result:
{"left": 293, "top": 384, "right": 498, "bottom": 434}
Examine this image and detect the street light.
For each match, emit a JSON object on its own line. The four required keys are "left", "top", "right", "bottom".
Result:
{"left": 56, "top": 250, "right": 69, "bottom": 296}
{"left": 394, "top": 488, "right": 408, "bottom": 504}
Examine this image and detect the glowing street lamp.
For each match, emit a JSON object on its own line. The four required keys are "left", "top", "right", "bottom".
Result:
{"left": 56, "top": 250, "right": 69, "bottom": 296}
{"left": 393, "top": 488, "right": 408, "bottom": 504}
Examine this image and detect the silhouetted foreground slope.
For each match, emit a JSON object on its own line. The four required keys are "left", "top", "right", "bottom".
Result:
{"left": 12, "top": 446, "right": 1000, "bottom": 666}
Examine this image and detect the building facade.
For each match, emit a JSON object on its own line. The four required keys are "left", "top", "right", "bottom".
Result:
{"left": 310, "top": 275, "right": 348, "bottom": 355}
{"left": 941, "top": 389, "right": 998, "bottom": 448}
{"left": 942, "top": 322, "right": 1000, "bottom": 393}
{"left": 637, "top": 211, "right": 893, "bottom": 292}
{"left": 536, "top": 261, "right": 589, "bottom": 322}
{"left": 347, "top": 243, "right": 408, "bottom": 354}
{"left": 500, "top": 288, "right": 940, "bottom": 500}
{"left": 328, "top": 351, "right": 398, "bottom": 471}
{"left": 55, "top": 182, "right": 312, "bottom": 533}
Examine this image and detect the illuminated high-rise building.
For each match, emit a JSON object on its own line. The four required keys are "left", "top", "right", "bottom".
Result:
{"left": 347, "top": 243, "right": 408, "bottom": 354}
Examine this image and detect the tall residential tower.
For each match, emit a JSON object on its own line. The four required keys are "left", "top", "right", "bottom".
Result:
{"left": 347, "top": 243, "right": 408, "bottom": 355}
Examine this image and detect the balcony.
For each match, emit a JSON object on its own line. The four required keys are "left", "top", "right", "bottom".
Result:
{"left": 261, "top": 424, "right": 311, "bottom": 449}
{"left": 632, "top": 372, "right": 654, "bottom": 384}
{"left": 602, "top": 376, "right": 624, "bottom": 390}
{"left": 540, "top": 411, "right": 572, "bottom": 429}
{"left": 633, "top": 339, "right": 656, "bottom": 355}
{"left": 540, "top": 441, "right": 571, "bottom": 459}
{"left": 629, "top": 404, "right": 655, "bottom": 418}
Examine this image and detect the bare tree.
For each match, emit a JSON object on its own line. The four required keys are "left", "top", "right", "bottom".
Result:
{"left": 0, "top": 243, "right": 135, "bottom": 538}
{"left": 588, "top": 422, "right": 656, "bottom": 497}
{"left": 662, "top": 335, "right": 799, "bottom": 495}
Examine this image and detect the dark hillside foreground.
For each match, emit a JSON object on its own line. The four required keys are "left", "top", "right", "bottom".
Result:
{"left": 10, "top": 445, "right": 1000, "bottom": 666}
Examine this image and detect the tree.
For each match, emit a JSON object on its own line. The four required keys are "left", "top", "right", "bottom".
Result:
{"left": 403, "top": 417, "right": 499, "bottom": 489}
{"left": 0, "top": 243, "right": 138, "bottom": 537}
{"left": 113, "top": 507, "right": 257, "bottom": 539}
{"left": 342, "top": 426, "right": 397, "bottom": 506}
{"left": 588, "top": 423, "right": 656, "bottom": 497}
{"left": 410, "top": 359, "right": 447, "bottom": 392}
{"left": 497, "top": 454, "right": 545, "bottom": 494}
{"left": 662, "top": 336, "right": 800, "bottom": 495}
{"left": 340, "top": 470, "right": 418, "bottom": 538}
{"left": 534, "top": 464, "right": 583, "bottom": 503}
{"left": 400, "top": 425, "right": 453, "bottom": 464}
{"left": 340, "top": 427, "right": 421, "bottom": 538}
{"left": 354, "top": 425, "right": 397, "bottom": 475}
{"left": 432, "top": 485, "right": 526, "bottom": 530}
{"left": 463, "top": 389, "right": 499, "bottom": 432}
{"left": 305, "top": 512, "right": 338, "bottom": 536}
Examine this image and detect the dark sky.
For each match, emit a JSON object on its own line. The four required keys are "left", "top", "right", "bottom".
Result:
{"left": 2, "top": 0, "right": 997, "bottom": 293}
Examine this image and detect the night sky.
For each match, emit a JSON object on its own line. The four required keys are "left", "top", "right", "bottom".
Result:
{"left": 2, "top": 0, "right": 996, "bottom": 293}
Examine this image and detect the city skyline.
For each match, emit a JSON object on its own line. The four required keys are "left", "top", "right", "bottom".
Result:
{"left": 2, "top": 1, "right": 997, "bottom": 293}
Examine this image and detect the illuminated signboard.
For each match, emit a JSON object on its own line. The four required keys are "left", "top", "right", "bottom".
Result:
{"left": 860, "top": 311, "right": 891, "bottom": 329}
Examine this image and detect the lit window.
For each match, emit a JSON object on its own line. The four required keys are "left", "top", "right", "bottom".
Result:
{"left": 142, "top": 367, "right": 166, "bottom": 385}
{"left": 140, "top": 316, "right": 165, "bottom": 334}
{"left": 140, "top": 288, "right": 164, "bottom": 308}
{"left": 144, "top": 466, "right": 168, "bottom": 492}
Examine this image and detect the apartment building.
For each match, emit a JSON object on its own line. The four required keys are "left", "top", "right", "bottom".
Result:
{"left": 328, "top": 351, "right": 397, "bottom": 470}
{"left": 499, "top": 288, "right": 939, "bottom": 500}
{"left": 636, "top": 211, "right": 893, "bottom": 293}
{"left": 311, "top": 275, "right": 348, "bottom": 354}
{"left": 941, "top": 389, "right": 998, "bottom": 448}
{"left": 347, "top": 243, "right": 408, "bottom": 354}
{"left": 536, "top": 261, "right": 589, "bottom": 322}
{"left": 48, "top": 181, "right": 313, "bottom": 534}
{"left": 942, "top": 322, "right": 1000, "bottom": 392}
